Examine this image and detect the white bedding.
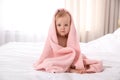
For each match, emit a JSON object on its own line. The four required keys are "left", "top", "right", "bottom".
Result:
{"left": 0, "top": 33, "right": 120, "bottom": 80}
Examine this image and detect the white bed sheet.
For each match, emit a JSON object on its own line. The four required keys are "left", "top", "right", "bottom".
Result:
{"left": 0, "top": 34, "right": 120, "bottom": 80}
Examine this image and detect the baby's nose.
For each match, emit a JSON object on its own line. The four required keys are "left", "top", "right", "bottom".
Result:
{"left": 61, "top": 26, "right": 65, "bottom": 29}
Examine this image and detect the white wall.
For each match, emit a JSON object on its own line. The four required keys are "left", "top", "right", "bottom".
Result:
{"left": 0, "top": 0, "right": 65, "bottom": 45}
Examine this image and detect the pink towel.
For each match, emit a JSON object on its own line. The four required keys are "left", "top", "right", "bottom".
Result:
{"left": 34, "top": 9, "right": 104, "bottom": 73}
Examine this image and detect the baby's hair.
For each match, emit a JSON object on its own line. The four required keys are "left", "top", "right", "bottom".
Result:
{"left": 55, "top": 9, "right": 71, "bottom": 23}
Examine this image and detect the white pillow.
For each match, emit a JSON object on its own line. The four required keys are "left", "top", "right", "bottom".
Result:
{"left": 113, "top": 28, "right": 120, "bottom": 40}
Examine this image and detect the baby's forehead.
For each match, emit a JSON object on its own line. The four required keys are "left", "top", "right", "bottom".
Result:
{"left": 56, "top": 16, "right": 70, "bottom": 23}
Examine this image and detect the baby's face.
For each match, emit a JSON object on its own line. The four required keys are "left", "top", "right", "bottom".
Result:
{"left": 56, "top": 14, "right": 71, "bottom": 37}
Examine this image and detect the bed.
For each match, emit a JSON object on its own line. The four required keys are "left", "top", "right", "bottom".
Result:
{"left": 0, "top": 28, "right": 120, "bottom": 80}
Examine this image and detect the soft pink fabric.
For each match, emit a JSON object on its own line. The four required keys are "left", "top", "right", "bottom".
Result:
{"left": 34, "top": 9, "right": 104, "bottom": 73}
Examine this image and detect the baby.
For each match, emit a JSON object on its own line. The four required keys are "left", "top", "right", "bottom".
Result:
{"left": 34, "top": 9, "right": 103, "bottom": 73}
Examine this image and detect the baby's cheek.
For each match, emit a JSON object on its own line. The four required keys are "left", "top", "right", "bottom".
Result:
{"left": 67, "top": 28, "right": 70, "bottom": 33}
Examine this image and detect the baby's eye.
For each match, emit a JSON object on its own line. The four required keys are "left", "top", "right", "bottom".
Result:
{"left": 57, "top": 24, "right": 61, "bottom": 26}
{"left": 64, "top": 24, "right": 68, "bottom": 26}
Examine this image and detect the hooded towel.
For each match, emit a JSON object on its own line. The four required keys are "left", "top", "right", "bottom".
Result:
{"left": 34, "top": 9, "right": 103, "bottom": 73}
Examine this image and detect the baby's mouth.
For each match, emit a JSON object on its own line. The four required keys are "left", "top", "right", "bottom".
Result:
{"left": 61, "top": 31, "right": 65, "bottom": 32}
